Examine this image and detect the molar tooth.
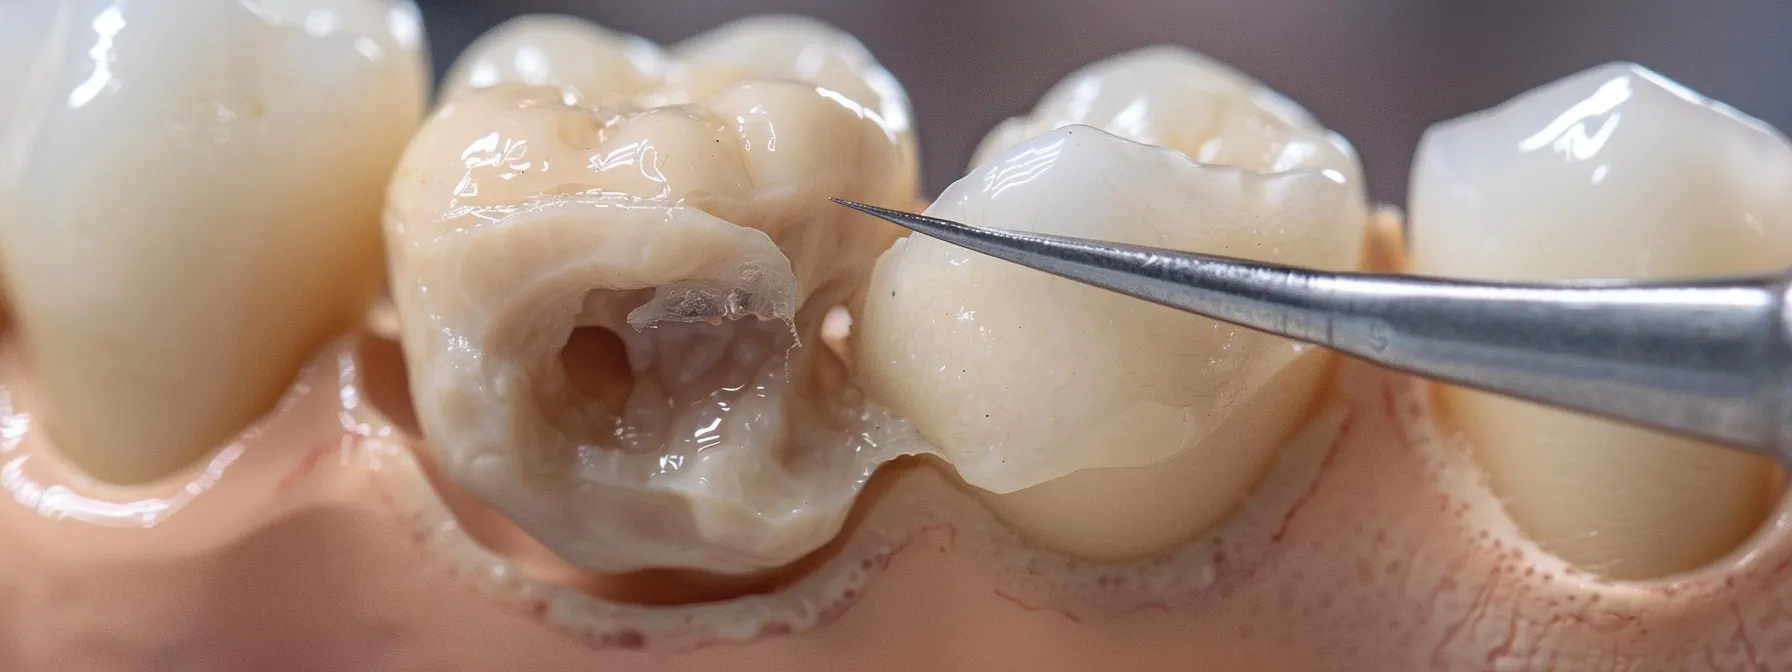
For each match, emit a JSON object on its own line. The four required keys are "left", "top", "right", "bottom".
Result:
{"left": 0, "top": 0, "right": 427, "bottom": 483}
{"left": 389, "top": 21, "right": 918, "bottom": 574}
{"left": 1409, "top": 63, "right": 1792, "bottom": 579}
{"left": 857, "top": 47, "right": 1367, "bottom": 560}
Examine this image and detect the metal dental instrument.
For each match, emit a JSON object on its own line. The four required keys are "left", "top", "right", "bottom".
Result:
{"left": 830, "top": 198, "right": 1792, "bottom": 467}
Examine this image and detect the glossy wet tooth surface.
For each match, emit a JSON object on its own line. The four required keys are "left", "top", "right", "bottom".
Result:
{"left": 386, "top": 16, "right": 922, "bottom": 575}
{"left": 0, "top": 0, "right": 427, "bottom": 483}
{"left": 1410, "top": 62, "right": 1792, "bottom": 579}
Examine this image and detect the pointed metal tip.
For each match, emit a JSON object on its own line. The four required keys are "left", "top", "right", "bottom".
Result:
{"left": 828, "top": 198, "right": 955, "bottom": 237}
{"left": 829, "top": 197, "right": 902, "bottom": 222}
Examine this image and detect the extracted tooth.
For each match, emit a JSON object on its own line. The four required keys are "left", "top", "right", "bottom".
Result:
{"left": 387, "top": 58, "right": 918, "bottom": 574}
{"left": 0, "top": 0, "right": 427, "bottom": 483}
{"left": 1410, "top": 63, "right": 1792, "bottom": 579}
{"left": 860, "top": 114, "right": 1365, "bottom": 560}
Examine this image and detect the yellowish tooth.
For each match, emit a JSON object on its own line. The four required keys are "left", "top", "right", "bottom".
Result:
{"left": 384, "top": 16, "right": 921, "bottom": 574}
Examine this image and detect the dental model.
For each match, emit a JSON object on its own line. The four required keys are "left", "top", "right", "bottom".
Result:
{"left": 3, "top": 5, "right": 1792, "bottom": 671}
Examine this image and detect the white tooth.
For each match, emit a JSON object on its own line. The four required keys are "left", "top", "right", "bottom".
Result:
{"left": 388, "top": 18, "right": 918, "bottom": 574}
{"left": 669, "top": 16, "right": 912, "bottom": 140}
{"left": 857, "top": 47, "right": 1366, "bottom": 560}
{"left": 971, "top": 46, "right": 1339, "bottom": 174}
{"left": 1410, "top": 62, "right": 1792, "bottom": 579}
{"left": 0, "top": 0, "right": 427, "bottom": 483}
{"left": 860, "top": 123, "right": 1364, "bottom": 561}
{"left": 439, "top": 14, "right": 666, "bottom": 103}
{"left": 663, "top": 16, "right": 918, "bottom": 199}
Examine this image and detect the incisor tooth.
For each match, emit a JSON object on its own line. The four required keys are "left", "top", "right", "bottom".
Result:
{"left": 0, "top": 0, "right": 427, "bottom": 483}
{"left": 387, "top": 18, "right": 919, "bottom": 574}
{"left": 857, "top": 47, "right": 1367, "bottom": 559}
{"left": 1410, "top": 62, "right": 1792, "bottom": 579}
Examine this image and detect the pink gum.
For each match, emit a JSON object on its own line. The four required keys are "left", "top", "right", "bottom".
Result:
{"left": 0, "top": 338, "right": 1790, "bottom": 671}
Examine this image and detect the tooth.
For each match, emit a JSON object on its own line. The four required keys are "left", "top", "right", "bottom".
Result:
{"left": 1409, "top": 63, "right": 1792, "bottom": 579}
{"left": 388, "top": 20, "right": 917, "bottom": 574}
{"left": 668, "top": 16, "right": 913, "bottom": 139}
{"left": 0, "top": 0, "right": 428, "bottom": 483}
{"left": 437, "top": 14, "right": 918, "bottom": 201}
{"left": 856, "top": 47, "right": 1367, "bottom": 559}
{"left": 970, "top": 46, "right": 1331, "bottom": 173}
{"left": 439, "top": 14, "right": 666, "bottom": 103}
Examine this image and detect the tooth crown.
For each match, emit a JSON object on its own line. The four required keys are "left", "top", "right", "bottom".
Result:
{"left": 973, "top": 46, "right": 1358, "bottom": 180}
{"left": 440, "top": 14, "right": 667, "bottom": 104}
{"left": 859, "top": 126, "right": 1363, "bottom": 494}
{"left": 388, "top": 81, "right": 905, "bottom": 312}
{"left": 386, "top": 20, "right": 918, "bottom": 574}
{"left": 439, "top": 15, "right": 919, "bottom": 199}
{"left": 0, "top": 0, "right": 427, "bottom": 483}
{"left": 1409, "top": 62, "right": 1792, "bottom": 580}
{"left": 855, "top": 46, "right": 1367, "bottom": 502}
{"left": 1411, "top": 62, "right": 1792, "bottom": 280}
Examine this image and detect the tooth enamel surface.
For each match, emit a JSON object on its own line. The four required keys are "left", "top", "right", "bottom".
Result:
{"left": 0, "top": 0, "right": 427, "bottom": 484}
{"left": 858, "top": 48, "right": 1366, "bottom": 559}
{"left": 440, "top": 15, "right": 919, "bottom": 203}
{"left": 439, "top": 15, "right": 665, "bottom": 104}
{"left": 667, "top": 16, "right": 913, "bottom": 139}
{"left": 1410, "top": 62, "right": 1792, "bottom": 579}
{"left": 387, "top": 19, "right": 918, "bottom": 574}
{"left": 971, "top": 46, "right": 1347, "bottom": 174}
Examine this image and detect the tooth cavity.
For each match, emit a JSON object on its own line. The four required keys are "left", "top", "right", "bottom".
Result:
{"left": 0, "top": 0, "right": 427, "bottom": 483}
{"left": 860, "top": 118, "right": 1364, "bottom": 558}
{"left": 1410, "top": 63, "right": 1791, "bottom": 579}
{"left": 389, "top": 18, "right": 918, "bottom": 574}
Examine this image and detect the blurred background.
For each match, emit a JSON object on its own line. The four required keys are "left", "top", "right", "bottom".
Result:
{"left": 415, "top": 0, "right": 1791, "bottom": 205}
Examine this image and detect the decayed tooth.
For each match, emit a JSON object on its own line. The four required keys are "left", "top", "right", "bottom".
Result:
{"left": 388, "top": 17, "right": 918, "bottom": 574}
{"left": 1410, "top": 63, "right": 1791, "bottom": 579}
{"left": 857, "top": 47, "right": 1366, "bottom": 560}
{"left": 0, "top": 0, "right": 427, "bottom": 483}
